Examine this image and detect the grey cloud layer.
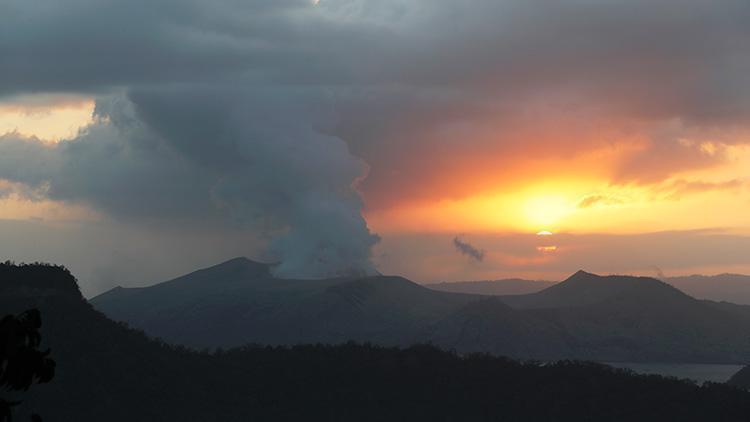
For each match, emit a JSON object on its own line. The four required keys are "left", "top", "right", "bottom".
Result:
{"left": 5, "top": 0, "right": 749, "bottom": 115}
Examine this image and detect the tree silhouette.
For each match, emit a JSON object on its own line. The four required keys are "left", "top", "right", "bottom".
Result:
{"left": 0, "top": 309, "right": 55, "bottom": 422}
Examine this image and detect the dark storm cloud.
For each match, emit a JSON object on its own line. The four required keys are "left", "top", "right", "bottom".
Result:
{"left": 2, "top": 0, "right": 750, "bottom": 279}
{"left": 5, "top": 0, "right": 750, "bottom": 111}
{"left": 0, "top": 0, "right": 395, "bottom": 96}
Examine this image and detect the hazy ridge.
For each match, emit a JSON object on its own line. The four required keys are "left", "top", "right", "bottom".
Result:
{"left": 92, "top": 259, "right": 750, "bottom": 363}
{"left": 429, "top": 274, "right": 750, "bottom": 305}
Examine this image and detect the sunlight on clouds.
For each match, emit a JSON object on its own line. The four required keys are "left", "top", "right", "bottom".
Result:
{"left": 366, "top": 179, "right": 603, "bottom": 234}
{"left": 0, "top": 180, "right": 100, "bottom": 222}
{"left": 0, "top": 94, "right": 95, "bottom": 142}
{"left": 366, "top": 166, "right": 750, "bottom": 237}
{"left": 0, "top": 196, "right": 100, "bottom": 222}
{"left": 522, "top": 194, "right": 574, "bottom": 230}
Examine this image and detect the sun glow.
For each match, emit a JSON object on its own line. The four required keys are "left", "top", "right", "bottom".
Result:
{"left": 522, "top": 195, "right": 574, "bottom": 230}
{"left": 364, "top": 155, "right": 750, "bottom": 237}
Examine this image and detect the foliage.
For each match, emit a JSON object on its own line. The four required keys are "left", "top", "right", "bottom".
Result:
{"left": 0, "top": 309, "right": 55, "bottom": 422}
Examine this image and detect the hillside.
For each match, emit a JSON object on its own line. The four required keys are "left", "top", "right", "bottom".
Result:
{"left": 5, "top": 262, "right": 750, "bottom": 421}
{"left": 427, "top": 279, "right": 554, "bottom": 296}
{"left": 92, "top": 261, "right": 750, "bottom": 363}
{"left": 497, "top": 270, "right": 689, "bottom": 309}
{"left": 532, "top": 287, "right": 750, "bottom": 362}
{"left": 92, "top": 258, "right": 478, "bottom": 348}
{"left": 425, "top": 271, "right": 750, "bottom": 361}
{"left": 429, "top": 273, "right": 750, "bottom": 305}
{"left": 728, "top": 365, "right": 750, "bottom": 390}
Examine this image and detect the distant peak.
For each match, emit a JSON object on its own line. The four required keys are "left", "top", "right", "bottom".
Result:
{"left": 565, "top": 270, "right": 598, "bottom": 281}
{"left": 188, "top": 257, "right": 274, "bottom": 279}
{"left": 220, "top": 257, "right": 255, "bottom": 265}
{"left": 215, "top": 257, "right": 271, "bottom": 268}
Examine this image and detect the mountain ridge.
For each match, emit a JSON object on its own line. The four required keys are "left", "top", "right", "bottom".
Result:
{"left": 91, "top": 259, "right": 750, "bottom": 363}
{"left": 429, "top": 272, "right": 750, "bottom": 305}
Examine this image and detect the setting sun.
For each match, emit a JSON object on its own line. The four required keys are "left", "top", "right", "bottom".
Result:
{"left": 522, "top": 195, "right": 573, "bottom": 230}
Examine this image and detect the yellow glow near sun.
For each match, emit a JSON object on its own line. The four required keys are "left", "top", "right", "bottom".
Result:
{"left": 365, "top": 164, "right": 750, "bottom": 236}
{"left": 0, "top": 95, "right": 95, "bottom": 142}
{"left": 522, "top": 194, "right": 574, "bottom": 230}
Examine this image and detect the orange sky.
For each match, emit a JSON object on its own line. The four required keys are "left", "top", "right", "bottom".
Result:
{"left": 7, "top": 98, "right": 749, "bottom": 238}
{"left": 1, "top": 94, "right": 750, "bottom": 287}
{"left": 363, "top": 125, "right": 750, "bottom": 236}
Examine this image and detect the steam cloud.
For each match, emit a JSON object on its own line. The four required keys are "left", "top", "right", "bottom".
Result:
{"left": 453, "top": 237, "right": 485, "bottom": 262}
{"left": 0, "top": 92, "right": 380, "bottom": 279}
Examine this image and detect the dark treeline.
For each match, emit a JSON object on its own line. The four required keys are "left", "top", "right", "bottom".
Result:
{"left": 3, "top": 263, "right": 750, "bottom": 421}
{"left": 0, "top": 308, "right": 55, "bottom": 422}
{"left": 0, "top": 262, "right": 80, "bottom": 295}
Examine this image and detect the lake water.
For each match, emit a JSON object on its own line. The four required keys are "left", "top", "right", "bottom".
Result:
{"left": 603, "top": 362, "right": 744, "bottom": 383}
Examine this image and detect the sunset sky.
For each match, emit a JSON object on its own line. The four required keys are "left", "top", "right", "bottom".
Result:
{"left": 2, "top": 0, "right": 750, "bottom": 296}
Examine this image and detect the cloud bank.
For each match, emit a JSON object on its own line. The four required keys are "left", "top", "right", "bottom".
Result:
{"left": 2, "top": 0, "right": 750, "bottom": 285}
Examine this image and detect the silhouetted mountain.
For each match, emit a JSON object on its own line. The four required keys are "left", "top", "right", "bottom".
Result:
{"left": 6, "top": 262, "right": 750, "bottom": 421}
{"left": 426, "top": 297, "right": 576, "bottom": 359}
{"left": 491, "top": 271, "right": 750, "bottom": 361}
{"left": 93, "top": 258, "right": 476, "bottom": 349}
{"left": 431, "top": 272, "right": 750, "bottom": 305}
{"left": 728, "top": 365, "right": 750, "bottom": 390}
{"left": 425, "top": 271, "right": 750, "bottom": 361}
{"left": 427, "top": 278, "right": 554, "bottom": 295}
{"left": 498, "top": 270, "right": 689, "bottom": 309}
{"left": 92, "top": 261, "right": 750, "bottom": 363}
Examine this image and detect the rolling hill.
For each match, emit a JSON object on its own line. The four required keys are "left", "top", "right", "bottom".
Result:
{"left": 93, "top": 258, "right": 478, "bottom": 349}
{"left": 429, "top": 273, "right": 750, "bottom": 305}
{"left": 426, "top": 279, "right": 554, "bottom": 296}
